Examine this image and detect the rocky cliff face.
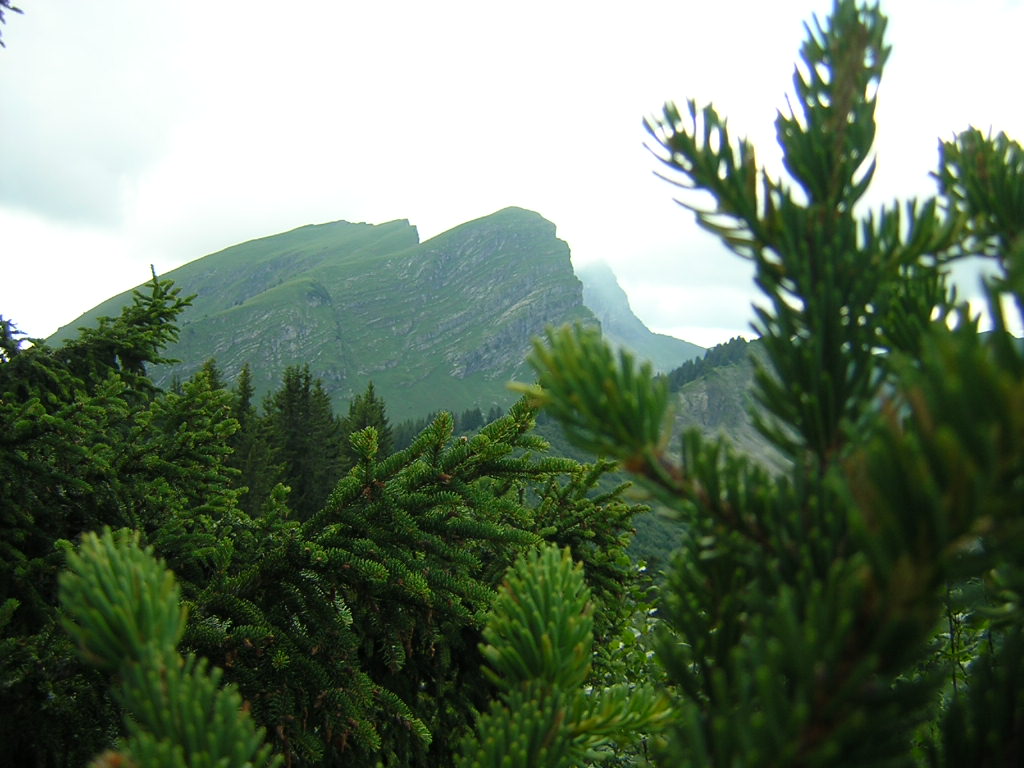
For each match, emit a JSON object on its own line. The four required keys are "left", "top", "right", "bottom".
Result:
{"left": 671, "top": 344, "right": 785, "bottom": 473}
{"left": 51, "top": 208, "right": 596, "bottom": 420}
{"left": 576, "top": 261, "right": 702, "bottom": 373}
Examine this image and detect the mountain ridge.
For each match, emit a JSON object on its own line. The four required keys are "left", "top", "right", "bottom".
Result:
{"left": 51, "top": 207, "right": 702, "bottom": 420}
{"left": 575, "top": 261, "right": 703, "bottom": 373}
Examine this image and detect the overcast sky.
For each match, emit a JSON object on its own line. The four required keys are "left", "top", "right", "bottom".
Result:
{"left": 2, "top": 1, "right": 1022, "bottom": 348}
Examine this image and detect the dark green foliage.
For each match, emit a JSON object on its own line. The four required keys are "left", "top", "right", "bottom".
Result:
{"left": 0, "top": 0, "right": 22, "bottom": 47}
{"left": 60, "top": 528, "right": 280, "bottom": 768}
{"left": 263, "top": 364, "right": 343, "bottom": 520}
{"left": 394, "top": 405, "right": 502, "bottom": 451}
{"left": 666, "top": 336, "right": 750, "bottom": 391}
{"left": 182, "top": 400, "right": 648, "bottom": 767}
{"left": 457, "top": 406, "right": 485, "bottom": 433}
{"left": 520, "top": 2, "right": 1024, "bottom": 766}
{"left": 0, "top": 275, "right": 199, "bottom": 766}
{"left": 226, "top": 362, "right": 284, "bottom": 518}
{"left": 197, "top": 358, "right": 228, "bottom": 391}
{"left": 233, "top": 361, "right": 256, "bottom": 422}
{"left": 339, "top": 380, "right": 393, "bottom": 472}
{"left": 3, "top": 267, "right": 649, "bottom": 767}
{"left": 516, "top": 324, "right": 671, "bottom": 468}
{"left": 937, "top": 127, "right": 1024, "bottom": 260}
{"left": 526, "top": 459, "right": 648, "bottom": 673}
{"left": 394, "top": 410, "right": 441, "bottom": 451}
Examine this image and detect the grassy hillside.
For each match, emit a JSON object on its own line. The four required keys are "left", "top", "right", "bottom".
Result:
{"left": 51, "top": 208, "right": 595, "bottom": 421}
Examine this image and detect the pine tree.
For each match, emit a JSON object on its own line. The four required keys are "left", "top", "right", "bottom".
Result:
{"left": 456, "top": 546, "right": 670, "bottom": 768}
{"left": 198, "top": 357, "right": 228, "bottom": 391}
{"left": 340, "top": 380, "right": 394, "bottom": 471}
{"left": 4, "top": 273, "right": 651, "bottom": 767}
{"left": 59, "top": 527, "right": 280, "bottom": 768}
{"left": 666, "top": 336, "right": 750, "bottom": 391}
{"left": 181, "top": 398, "right": 649, "bottom": 767}
{"left": 124, "top": 364, "right": 247, "bottom": 585}
{"left": 0, "top": 274, "right": 195, "bottom": 765}
{"left": 394, "top": 411, "right": 442, "bottom": 451}
{"left": 228, "top": 362, "right": 284, "bottom": 518}
{"left": 516, "top": 1, "right": 1024, "bottom": 765}
{"left": 457, "top": 407, "right": 485, "bottom": 433}
{"left": 263, "top": 364, "right": 342, "bottom": 520}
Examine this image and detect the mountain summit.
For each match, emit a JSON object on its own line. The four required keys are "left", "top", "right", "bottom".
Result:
{"left": 576, "top": 261, "right": 702, "bottom": 373}
{"left": 52, "top": 208, "right": 700, "bottom": 419}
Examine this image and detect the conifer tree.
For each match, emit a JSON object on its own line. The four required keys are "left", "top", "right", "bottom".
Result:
{"left": 3, "top": 272, "right": 651, "bottom": 767}
{"left": 0, "top": 274, "right": 194, "bottom": 765}
{"left": 517, "top": 1, "right": 1024, "bottom": 765}
{"left": 263, "top": 364, "right": 342, "bottom": 520}
{"left": 227, "top": 362, "right": 284, "bottom": 518}
{"left": 180, "top": 398, "right": 648, "bottom": 767}
{"left": 198, "top": 357, "right": 228, "bottom": 391}
{"left": 59, "top": 527, "right": 280, "bottom": 768}
{"left": 456, "top": 546, "right": 670, "bottom": 768}
{"left": 667, "top": 336, "right": 751, "bottom": 391}
{"left": 340, "top": 380, "right": 394, "bottom": 471}
{"left": 457, "top": 407, "right": 485, "bottom": 433}
{"left": 234, "top": 361, "right": 256, "bottom": 421}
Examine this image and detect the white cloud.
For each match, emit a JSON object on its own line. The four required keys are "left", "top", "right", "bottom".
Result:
{"left": 0, "top": 1, "right": 187, "bottom": 224}
{"left": 1, "top": 0, "right": 1022, "bottom": 344}
{"left": 0, "top": 208, "right": 148, "bottom": 336}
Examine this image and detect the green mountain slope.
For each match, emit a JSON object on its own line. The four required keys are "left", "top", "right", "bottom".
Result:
{"left": 668, "top": 340, "right": 784, "bottom": 472}
{"left": 51, "top": 208, "right": 596, "bottom": 420}
{"left": 576, "top": 261, "right": 703, "bottom": 372}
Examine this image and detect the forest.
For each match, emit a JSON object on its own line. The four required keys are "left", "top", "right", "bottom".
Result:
{"left": 3, "top": 1, "right": 1024, "bottom": 766}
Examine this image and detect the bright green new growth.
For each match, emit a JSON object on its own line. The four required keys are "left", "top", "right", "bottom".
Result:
{"left": 59, "top": 528, "right": 280, "bottom": 768}
{"left": 523, "top": 1, "right": 1024, "bottom": 766}
{"left": 2, "top": 264, "right": 648, "bottom": 766}
{"left": 480, "top": 545, "right": 594, "bottom": 692}
{"left": 457, "top": 546, "right": 671, "bottom": 768}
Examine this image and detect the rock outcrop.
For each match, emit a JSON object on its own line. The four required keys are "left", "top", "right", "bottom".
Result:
{"left": 52, "top": 208, "right": 600, "bottom": 419}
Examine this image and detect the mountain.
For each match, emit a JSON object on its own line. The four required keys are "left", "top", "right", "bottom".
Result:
{"left": 670, "top": 341, "right": 785, "bottom": 473}
{"left": 50, "top": 208, "right": 599, "bottom": 420}
{"left": 576, "top": 261, "right": 703, "bottom": 373}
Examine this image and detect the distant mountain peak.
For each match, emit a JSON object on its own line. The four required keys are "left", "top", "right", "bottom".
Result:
{"left": 52, "top": 210, "right": 702, "bottom": 419}
{"left": 51, "top": 209, "right": 584, "bottom": 419}
{"left": 575, "top": 261, "right": 702, "bottom": 373}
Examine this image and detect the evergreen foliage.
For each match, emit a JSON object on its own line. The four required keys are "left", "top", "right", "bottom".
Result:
{"left": 340, "top": 380, "right": 394, "bottom": 472}
{"left": 457, "top": 407, "right": 485, "bottom": 433}
{"left": 159, "top": 396, "right": 648, "bottom": 767}
{"left": 394, "top": 410, "right": 442, "bottom": 451}
{"left": 456, "top": 546, "right": 671, "bottom": 768}
{"left": 666, "top": 336, "right": 751, "bottom": 391}
{"left": 226, "top": 361, "right": 284, "bottom": 518}
{"left": 517, "top": 1, "right": 1024, "bottom": 765}
{"left": 18, "top": 4, "right": 1021, "bottom": 766}
{"left": 0, "top": 275, "right": 196, "bottom": 766}
{"left": 59, "top": 527, "right": 280, "bottom": 768}
{"left": 263, "top": 364, "right": 343, "bottom": 520}
{"left": 394, "top": 406, "right": 503, "bottom": 451}
{"left": 2, "top": 271, "right": 648, "bottom": 766}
